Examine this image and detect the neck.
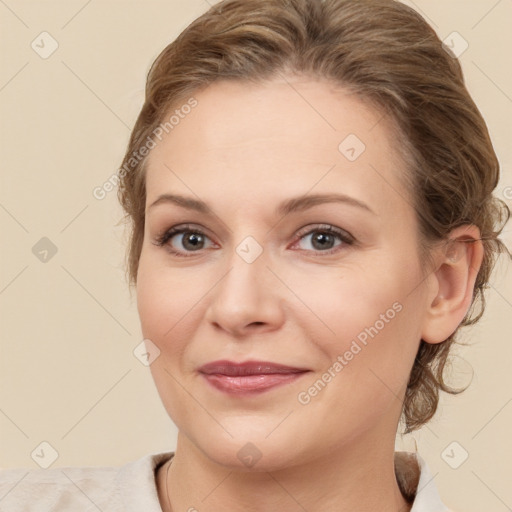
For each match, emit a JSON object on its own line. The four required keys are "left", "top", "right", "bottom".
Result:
{"left": 157, "top": 431, "right": 412, "bottom": 512}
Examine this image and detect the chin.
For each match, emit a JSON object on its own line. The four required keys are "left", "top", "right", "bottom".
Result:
{"left": 187, "top": 426, "right": 304, "bottom": 472}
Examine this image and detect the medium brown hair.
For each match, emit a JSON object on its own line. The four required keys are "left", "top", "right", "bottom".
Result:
{"left": 117, "top": 0, "right": 511, "bottom": 432}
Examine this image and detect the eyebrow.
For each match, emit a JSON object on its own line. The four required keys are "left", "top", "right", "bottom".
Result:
{"left": 147, "top": 192, "right": 375, "bottom": 216}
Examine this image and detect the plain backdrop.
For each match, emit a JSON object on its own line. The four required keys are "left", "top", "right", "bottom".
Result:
{"left": 0, "top": 1, "right": 511, "bottom": 511}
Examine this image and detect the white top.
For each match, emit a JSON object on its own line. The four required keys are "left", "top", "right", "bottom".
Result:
{"left": 0, "top": 451, "right": 452, "bottom": 511}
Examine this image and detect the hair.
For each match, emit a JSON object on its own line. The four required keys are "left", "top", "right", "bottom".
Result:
{"left": 117, "top": 0, "right": 511, "bottom": 433}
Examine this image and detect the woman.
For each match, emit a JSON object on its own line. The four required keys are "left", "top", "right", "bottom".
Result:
{"left": 1, "top": 0, "right": 509, "bottom": 510}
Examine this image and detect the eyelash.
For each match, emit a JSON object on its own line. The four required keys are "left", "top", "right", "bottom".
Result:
{"left": 152, "top": 223, "right": 355, "bottom": 258}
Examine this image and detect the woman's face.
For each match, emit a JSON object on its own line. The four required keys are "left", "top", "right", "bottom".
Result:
{"left": 137, "top": 76, "right": 434, "bottom": 469}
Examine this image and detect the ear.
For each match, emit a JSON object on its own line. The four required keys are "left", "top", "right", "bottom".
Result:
{"left": 421, "top": 225, "right": 484, "bottom": 344}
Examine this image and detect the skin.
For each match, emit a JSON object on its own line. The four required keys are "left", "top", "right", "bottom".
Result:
{"left": 136, "top": 75, "right": 483, "bottom": 512}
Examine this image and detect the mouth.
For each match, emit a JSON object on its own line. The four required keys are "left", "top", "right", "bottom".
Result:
{"left": 198, "top": 360, "right": 311, "bottom": 395}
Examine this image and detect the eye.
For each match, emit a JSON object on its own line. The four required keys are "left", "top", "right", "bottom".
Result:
{"left": 292, "top": 224, "right": 354, "bottom": 254}
{"left": 152, "top": 224, "right": 215, "bottom": 257}
{"left": 153, "top": 223, "right": 354, "bottom": 258}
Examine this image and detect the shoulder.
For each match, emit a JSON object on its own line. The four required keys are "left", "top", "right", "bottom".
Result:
{"left": 0, "top": 451, "right": 173, "bottom": 512}
{"left": 0, "top": 464, "right": 120, "bottom": 511}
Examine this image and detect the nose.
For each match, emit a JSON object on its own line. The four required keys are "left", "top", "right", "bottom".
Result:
{"left": 204, "top": 247, "right": 286, "bottom": 337}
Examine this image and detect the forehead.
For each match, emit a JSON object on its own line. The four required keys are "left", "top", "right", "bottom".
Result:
{"left": 144, "top": 77, "right": 411, "bottom": 218}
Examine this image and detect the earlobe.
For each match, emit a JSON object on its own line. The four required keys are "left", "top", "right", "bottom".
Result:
{"left": 421, "top": 225, "right": 484, "bottom": 344}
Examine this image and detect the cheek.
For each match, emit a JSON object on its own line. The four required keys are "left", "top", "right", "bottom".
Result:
{"left": 136, "top": 252, "right": 202, "bottom": 341}
{"left": 136, "top": 258, "right": 202, "bottom": 426}
{"left": 292, "top": 262, "right": 414, "bottom": 346}
{"left": 298, "top": 302, "right": 422, "bottom": 442}
{"left": 135, "top": 259, "right": 198, "bottom": 419}
{"left": 301, "top": 256, "right": 424, "bottom": 392}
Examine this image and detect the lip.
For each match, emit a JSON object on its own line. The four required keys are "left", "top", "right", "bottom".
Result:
{"left": 198, "top": 360, "right": 310, "bottom": 376}
{"left": 198, "top": 360, "right": 310, "bottom": 395}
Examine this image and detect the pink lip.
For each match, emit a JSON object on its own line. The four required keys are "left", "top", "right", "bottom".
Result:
{"left": 198, "top": 360, "right": 310, "bottom": 395}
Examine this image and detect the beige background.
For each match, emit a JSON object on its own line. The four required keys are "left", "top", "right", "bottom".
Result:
{"left": 0, "top": 1, "right": 511, "bottom": 510}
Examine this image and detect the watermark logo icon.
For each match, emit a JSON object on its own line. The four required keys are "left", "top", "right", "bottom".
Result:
{"left": 32, "top": 237, "right": 58, "bottom": 263}
{"left": 31, "top": 32, "right": 59, "bottom": 59}
{"left": 441, "top": 441, "right": 469, "bottom": 469}
{"left": 442, "top": 32, "right": 469, "bottom": 58}
{"left": 338, "top": 134, "right": 366, "bottom": 162}
{"left": 236, "top": 236, "right": 263, "bottom": 264}
{"left": 31, "top": 441, "right": 59, "bottom": 468}
{"left": 237, "top": 442, "right": 262, "bottom": 468}
{"left": 133, "top": 339, "right": 161, "bottom": 366}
